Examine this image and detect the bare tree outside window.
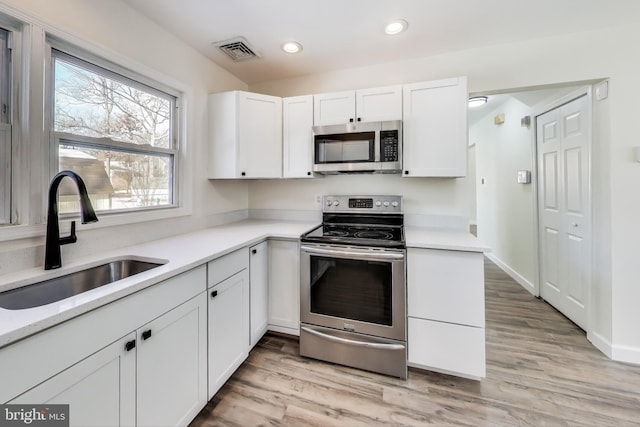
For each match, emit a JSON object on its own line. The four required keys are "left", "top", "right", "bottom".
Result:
{"left": 53, "top": 51, "right": 176, "bottom": 213}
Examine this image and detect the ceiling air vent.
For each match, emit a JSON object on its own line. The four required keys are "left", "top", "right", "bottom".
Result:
{"left": 214, "top": 37, "right": 262, "bottom": 62}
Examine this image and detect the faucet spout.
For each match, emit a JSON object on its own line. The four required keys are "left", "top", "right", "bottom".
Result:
{"left": 45, "top": 170, "right": 99, "bottom": 270}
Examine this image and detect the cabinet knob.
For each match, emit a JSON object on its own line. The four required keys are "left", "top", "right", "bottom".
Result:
{"left": 211, "top": 290, "right": 218, "bottom": 298}
{"left": 357, "top": 117, "right": 361, "bottom": 122}
{"left": 252, "top": 248, "right": 257, "bottom": 254}
{"left": 404, "top": 170, "right": 409, "bottom": 175}
{"left": 142, "top": 329, "right": 152, "bottom": 341}
{"left": 241, "top": 172, "right": 246, "bottom": 177}
{"left": 349, "top": 118, "right": 354, "bottom": 123}
{"left": 307, "top": 171, "right": 311, "bottom": 176}
{"left": 125, "top": 339, "right": 136, "bottom": 352}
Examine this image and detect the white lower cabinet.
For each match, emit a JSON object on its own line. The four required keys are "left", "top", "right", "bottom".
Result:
{"left": 136, "top": 294, "right": 208, "bottom": 427}
{"left": 6, "top": 266, "right": 208, "bottom": 427}
{"left": 407, "top": 247, "right": 486, "bottom": 379}
{"left": 10, "top": 333, "right": 137, "bottom": 427}
{"left": 207, "top": 249, "right": 250, "bottom": 399}
{"left": 249, "top": 241, "right": 269, "bottom": 347}
{"left": 268, "top": 239, "right": 300, "bottom": 335}
{"left": 408, "top": 318, "right": 485, "bottom": 379}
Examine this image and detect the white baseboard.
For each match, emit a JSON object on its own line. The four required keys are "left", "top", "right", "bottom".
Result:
{"left": 485, "top": 253, "right": 536, "bottom": 296}
{"left": 612, "top": 343, "right": 640, "bottom": 365}
{"left": 587, "top": 331, "right": 613, "bottom": 359}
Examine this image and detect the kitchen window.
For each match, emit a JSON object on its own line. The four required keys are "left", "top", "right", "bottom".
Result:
{"left": 51, "top": 48, "right": 179, "bottom": 215}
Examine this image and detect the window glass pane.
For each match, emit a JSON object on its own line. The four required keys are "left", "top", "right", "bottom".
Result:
{"left": 58, "top": 144, "right": 173, "bottom": 213}
{"left": 0, "top": 28, "right": 10, "bottom": 124}
{"left": 0, "top": 27, "right": 11, "bottom": 225}
{"left": 54, "top": 54, "right": 173, "bottom": 149}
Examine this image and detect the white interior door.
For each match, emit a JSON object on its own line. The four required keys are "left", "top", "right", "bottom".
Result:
{"left": 537, "top": 94, "right": 591, "bottom": 330}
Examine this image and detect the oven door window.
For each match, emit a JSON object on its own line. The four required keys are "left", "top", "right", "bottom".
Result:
{"left": 314, "top": 132, "right": 375, "bottom": 164}
{"left": 309, "top": 255, "right": 392, "bottom": 326}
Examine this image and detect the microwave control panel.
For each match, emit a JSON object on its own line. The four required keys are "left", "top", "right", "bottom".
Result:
{"left": 380, "top": 130, "right": 399, "bottom": 162}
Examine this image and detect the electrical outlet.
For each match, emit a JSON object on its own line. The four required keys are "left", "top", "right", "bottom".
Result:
{"left": 316, "top": 195, "right": 321, "bottom": 204}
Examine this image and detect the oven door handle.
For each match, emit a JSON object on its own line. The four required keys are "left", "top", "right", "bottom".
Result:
{"left": 301, "top": 245, "right": 405, "bottom": 261}
{"left": 301, "top": 327, "right": 406, "bottom": 351}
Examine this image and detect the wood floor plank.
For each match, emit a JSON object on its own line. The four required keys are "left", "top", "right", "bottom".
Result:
{"left": 190, "top": 257, "right": 640, "bottom": 426}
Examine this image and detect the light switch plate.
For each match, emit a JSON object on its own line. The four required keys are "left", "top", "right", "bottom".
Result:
{"left": 596, "top": 81, "right": 608, "bottom": 100}
{"left": 517, "top": 170, "right": 531, "bottom": 184}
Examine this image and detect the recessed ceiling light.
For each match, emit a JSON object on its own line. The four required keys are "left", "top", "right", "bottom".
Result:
{"left": 468, "top": 96, "right": 488, "bottom": 108}
{"left": 281, "top": 41, "right": 303, "bottom": 54}
{"left": 385, "top": 19, "right": 408, "bottom": 35}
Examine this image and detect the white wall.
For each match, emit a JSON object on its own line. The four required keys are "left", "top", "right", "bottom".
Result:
{"left": 0, "top": 0, "right": 250, "bottom": 273}
{"left": 249, "top": 23, "right": 640, "bottom": 361}
{"left": 472, "top": 97, "right": 535, "bottom": 291}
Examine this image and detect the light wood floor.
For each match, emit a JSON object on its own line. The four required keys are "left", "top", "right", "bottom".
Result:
{"left": 190, "top": 258, "right": 640, "bottom": 426}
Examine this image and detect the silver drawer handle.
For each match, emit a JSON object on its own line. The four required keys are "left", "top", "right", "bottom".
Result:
{"left": 301, "top": 326, "right": 405, "bottom": 351}
{"left": 301, "top": 245, "right": 404, "bottom": 260}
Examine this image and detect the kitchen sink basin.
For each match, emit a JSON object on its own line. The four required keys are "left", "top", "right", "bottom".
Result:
{"left": 0, "top": 258, "right": 165, "bottom": 310}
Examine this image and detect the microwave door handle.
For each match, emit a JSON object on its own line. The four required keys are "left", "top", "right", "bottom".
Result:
{"left": 374, "top": 129, "right": 380, "bottom": 162}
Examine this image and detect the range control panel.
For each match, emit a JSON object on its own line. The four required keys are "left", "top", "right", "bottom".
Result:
{"left": 323, "top": 195, "right": 402, "bottom": 213}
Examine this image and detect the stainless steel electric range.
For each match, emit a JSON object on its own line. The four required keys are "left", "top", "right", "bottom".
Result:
{"left": 299, "top": 195, "right": 407, "bottom": 378}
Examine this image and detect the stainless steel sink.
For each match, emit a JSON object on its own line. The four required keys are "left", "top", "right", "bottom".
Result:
{"left": 0, "top": 259, "right": 165, "bottom": 310}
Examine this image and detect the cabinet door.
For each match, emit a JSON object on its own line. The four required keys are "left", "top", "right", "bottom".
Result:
{"left": 408, "top": 317, "right": 485, "bottom": 379}
{"left": 250, "top": 241, "right": 269, "bottom": 347}
{"left": 407, "top": 248, "right": 484, "bottom": 327}
{"left": 313, "top": 91, "right": 355, "bottom": 126}
{"left": 208, "top": 91, "right": 240, "bottom": 178}
{"left": 238, "top": 92, "right": 282, "bottom": 178}
{"left": 355, "top": 85, "right": 402, "bottom": 122}
{"left": 268, "top": 240, "right": 300, "bottom": 334}
{"left": 208, "top": 269, "right": 249, "bottom": 398}
{"left": 402, "top": 77, "right": 468, "bottom": 177}
{"left": 283, "top": 95, "right": 314, "bottom": 178}
{"left": 10, "top": 334, "right": 136, "bottom": 427}
{"left": 137, "top": 293, "right": 207, "bottom": 427}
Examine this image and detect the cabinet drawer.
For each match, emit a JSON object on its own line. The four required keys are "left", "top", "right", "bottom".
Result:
{"left": 407, "top": 248, "right": 484, "bottom": 327}
{"left": 208, "top": 248, "right": 249, "bottom": 287}
{"left": 408, "top": 317, "right": 485, "bottom": 379}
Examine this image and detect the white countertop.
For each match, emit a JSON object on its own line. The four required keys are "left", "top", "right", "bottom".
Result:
{"left": 0, "top": 219, "right": 488, "bottom": 348}
{"left": 0, "top": 220, "right": 316, "bottom": 348}
{"left": 405, "top": 226, "right": 490, "bottom": 252}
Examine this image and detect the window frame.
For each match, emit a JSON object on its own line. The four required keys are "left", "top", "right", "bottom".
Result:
{"left": 0, "top": 6, "right": 193, "bottom": 242}
{"left": 48, "top": 44, "right": 181, "bottom": 217}
{"left": 0, "top": 16, "right": 20, "bottom": 226}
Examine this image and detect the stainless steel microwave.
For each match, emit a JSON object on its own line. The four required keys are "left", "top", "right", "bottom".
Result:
{"left": 312, "top": 120, "right": 402, "bottom": 174}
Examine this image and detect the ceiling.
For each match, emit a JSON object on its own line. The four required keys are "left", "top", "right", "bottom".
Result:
{"left": 124, "top": 0, "right": 640, "bottom": 85}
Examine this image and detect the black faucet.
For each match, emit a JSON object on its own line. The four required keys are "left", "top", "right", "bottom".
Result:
{"left": 44, "top": 170, "right": 99, "bottom": 270}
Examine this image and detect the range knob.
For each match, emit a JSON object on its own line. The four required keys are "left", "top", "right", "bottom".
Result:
{"left": 375, "top": 200, "right": 382, "bottom": 207}
{"left": 383, "top": 201, "right": 390, "bottom": 207}
{"left": 333, "top": 200, "right": 340, "bottom": 206}
{"left": 391, "top": 201, "right": 399, "bottom": 207}
{"left": 326, "top": 199, "right": 333, "bottom": 206}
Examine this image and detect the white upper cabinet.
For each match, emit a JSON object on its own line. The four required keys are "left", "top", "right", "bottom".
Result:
{"left": 355, "top": 86, "right": 403, "bottom": 123}
{"left": 283, "top": 95, "right": 314, "bottom": 178}
{"left": 313, "top": 85, "right": 402, "bottom": 126}
{"left": 402, "top": 77, "right": 468, "bottom": 177}
{"left": 208, "top": 91, "right": 282, "bottom": 179}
